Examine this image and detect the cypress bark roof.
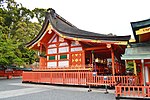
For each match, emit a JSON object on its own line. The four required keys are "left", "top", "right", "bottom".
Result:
{"left": 26, "top": 8, "right": 131, "bottom": 48}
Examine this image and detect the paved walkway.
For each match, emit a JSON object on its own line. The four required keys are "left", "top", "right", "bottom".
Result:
{"left": 0, "top": 78, "right": 117, "bottom": 100}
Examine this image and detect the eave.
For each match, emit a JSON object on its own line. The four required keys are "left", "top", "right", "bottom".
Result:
{"left": 26, "top": 8, "right": 131, "bottom": 50}
{"left": 131, "top": 18, "right": 150, "bottom": 43}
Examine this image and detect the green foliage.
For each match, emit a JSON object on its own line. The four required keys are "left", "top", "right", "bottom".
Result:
{"left": 0, "top": 34, "right": 23, "bottom": 66}
{"left": 126, "top": 61, "right": 134, "bottom": 72}
{"left": 0, "top": 0, "right": 46, "bottom": 67}
{"left": 32, "top": 8, "right": 46, "bottom": 25}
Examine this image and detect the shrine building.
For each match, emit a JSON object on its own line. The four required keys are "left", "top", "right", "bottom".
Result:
{"left": 23, "top": 8, "right": 132, "bottom": 87}
{"left": 116, "top": 18, "right": 150, "bottom": 99}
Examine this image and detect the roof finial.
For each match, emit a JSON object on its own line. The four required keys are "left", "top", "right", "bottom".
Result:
{"left": 47, "top": 8, "right": 55, "bottom": 13}
{"left": 47, "top": 8, "right": 56, "bottom": 19}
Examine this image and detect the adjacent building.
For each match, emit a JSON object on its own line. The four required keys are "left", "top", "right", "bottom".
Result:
{"left": 116, "top": 18, "right": 150, "bottom": 99}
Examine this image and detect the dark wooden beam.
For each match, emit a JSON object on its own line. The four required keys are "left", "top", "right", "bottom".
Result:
{"left": 85, "top": 46, "right": 107, "bottom": 51}
{"left": 80, "top": 41, "right": 94, "bottom": 47}
{"left": 93, "top": 49, "right": 110, "bottom": 53}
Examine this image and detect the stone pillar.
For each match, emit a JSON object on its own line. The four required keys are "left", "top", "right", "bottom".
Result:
{"left": 141, "top": 59, "right": 146, "bottom": 86}
{"left": 141, "top": 59, "right": 146, "bottom": 94}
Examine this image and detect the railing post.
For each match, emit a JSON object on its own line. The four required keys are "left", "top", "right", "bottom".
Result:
{"left": 78, "top": 72, "right": 80, "bottom": 85}
{"left": 148, "top": 86, "right": 150, "bottom": 97}
{"left": 50, "top": 72, "right": 52, "bottom": 83}
{"left": 104, "top": 82, "right": 109, "bottom": 94}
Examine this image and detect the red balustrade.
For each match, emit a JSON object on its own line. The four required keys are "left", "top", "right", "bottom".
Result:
{"left": 87, "top": 75, "right": 139, "bottom": 86}
{"left": 0, "top": 70, "right": 22, "bottom": 79}
{"left": 115, "top": 85, "right": 150, "bottom": 98}
{"left": 23, "top": 71, "right": 93, "bottom": 85}
{"left": 23, "top": 71, "right": 138, "bottom": 86}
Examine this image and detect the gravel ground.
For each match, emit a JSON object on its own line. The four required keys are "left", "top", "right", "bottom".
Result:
{"left": 0, "top": 77, "right": 123, "bottom": 100}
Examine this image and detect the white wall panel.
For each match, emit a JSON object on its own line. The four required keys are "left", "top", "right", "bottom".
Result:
{"left": 58, "top": 47, "right": 69, "bottom": 53}
{"left": 47, "top": 62, "right": 57, "bottom": 68}
{"left": 58, "top": 61, "right": 69, "bottom": 68}
{"left": 48, "top": 48, "right": 57, "bottom": 54}
{"left": 71, "top": 47, "right": 82, "bottom": 52}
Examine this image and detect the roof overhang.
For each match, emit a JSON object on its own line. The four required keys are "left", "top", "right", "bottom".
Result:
{"left": 121, "top": 46, "right": 150, "bottom": 60}
{"left": 26, "top": 8, "right": 131, "bottom": 50}
{"left": 131, "top": 18, "right": 150, "bottom": 42}
{"left": 52, "top": 25, "right": 129, "bottom": 45}
{"left": 121, "top": 54, "right": 150, "bottom": 60}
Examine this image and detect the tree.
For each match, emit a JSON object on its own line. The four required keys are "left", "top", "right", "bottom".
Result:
{"left": 0, "top": 33, "right": 23, "bottom": 66}
{"left": 0, "top": 0, "right": 46, "bottom": 67}
{"left": 32, "top": 8, "right": 46, "bottom": 25}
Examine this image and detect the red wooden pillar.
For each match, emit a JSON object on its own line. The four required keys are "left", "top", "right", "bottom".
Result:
{"left": 82, "top": 50, "right": 85, "bottom": 68}
{"left": 68, "top": 42, "right": 71, "bottom": 68}
{"left": 148, "top": 67, "right": 150, "bottom": 83}
{"left": 111, "top": 46, "right": 115, "bottom": 76}
{"left": 139, "top": 63, "right": 143, "bottom": 85}
{"left": 91, "top": 50, "right": 95, "bottom": 71}
{"left": 39, "top": 43, "right": 44, "bottom": 69}
{"left": 40, "top": 43, "right": 42, "bottom": 54}
{"left": 39, "top": 57, "right": 47, "bottom": 69}
{"left": 115, "top": 62, "right": 119, "bottom": 74}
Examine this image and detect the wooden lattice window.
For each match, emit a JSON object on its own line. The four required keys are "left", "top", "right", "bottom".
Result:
{"left": 60, "top": 54, "right": 67, "bottom": 60}
{"left": 49, "top": 56, "right": 55, "bottom": 60}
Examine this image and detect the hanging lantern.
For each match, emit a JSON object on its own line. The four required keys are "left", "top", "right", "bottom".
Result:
{"left": 95, "top": 58, "right": 99, "bottom": 63}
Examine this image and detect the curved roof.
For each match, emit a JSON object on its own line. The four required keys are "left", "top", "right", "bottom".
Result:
{"left": 131, "top": 18, "right": 150, "bottom": 29}
{"left": 131, "top": 18, "right": 150, "bottom": 42}
{"left": 26, "top": 8, "right": 131, "bottom": 48}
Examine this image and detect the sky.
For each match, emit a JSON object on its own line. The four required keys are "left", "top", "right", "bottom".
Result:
{"left": 16, "top": 0, "right": 150, "bottom": 38}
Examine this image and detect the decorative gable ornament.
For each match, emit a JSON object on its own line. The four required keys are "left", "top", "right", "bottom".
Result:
{"left": 106, "top": 44, "right": 111, "bottom": 48}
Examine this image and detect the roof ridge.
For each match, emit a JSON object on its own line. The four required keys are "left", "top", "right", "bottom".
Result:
{"left": 47, "top": 8, "right": 77, "bottom": 28}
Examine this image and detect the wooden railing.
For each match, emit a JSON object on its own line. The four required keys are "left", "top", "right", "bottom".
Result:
{"left": 22, "top": 71, "right": 138, "bottom": 86}
{"left": 23, "top": 72, "right": 93, "bottom": 85}
{"left": 114, "top": 75, "right": 140, "bottom": 86}
{"left": 115, "top": 85, "right": 150, "bottom": 98}
{"left": 87, "top": 75, "right": 139, "bottom": 86}
{"left": 0, "top": 70, "right": 23, "bottom": 79}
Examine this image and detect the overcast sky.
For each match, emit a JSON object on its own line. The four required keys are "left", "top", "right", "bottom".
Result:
{"left": 16, "top": 0, "right": 150, "bottom": 38}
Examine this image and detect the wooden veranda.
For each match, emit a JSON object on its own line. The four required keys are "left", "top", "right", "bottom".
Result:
{"left": 23, "top": 71, "right": 138, "bottom": 87}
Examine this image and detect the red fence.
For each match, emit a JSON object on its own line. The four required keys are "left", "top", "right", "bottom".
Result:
{"left": 22, "top": 71, "right": 149, "bottom": 98}
{"left": 0, "top": 70, "right": 23, "bottom": 79}
{"left": 115, "top": 85, "right": 150, "bottom": 98}
{"left": 23, "top": 71, "right": 93, "bottom": 85}
{"left": 22, "top": 71, "right": 138, "bottom": 86}
{"left": 88, "top": 75, "right": 139, "bottom": 86}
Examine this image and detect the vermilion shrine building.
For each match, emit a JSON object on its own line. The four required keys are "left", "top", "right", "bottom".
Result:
{"left": 22, "top": 8, "right": 149, "bottom": 89}
{"left": 25, "top": 8, "right": 130, "bottom": 75}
